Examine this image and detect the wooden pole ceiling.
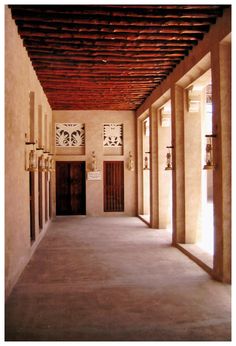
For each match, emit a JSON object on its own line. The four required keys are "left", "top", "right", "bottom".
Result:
{"left": 9, "top": 5, "right": 229, "bottom": 110}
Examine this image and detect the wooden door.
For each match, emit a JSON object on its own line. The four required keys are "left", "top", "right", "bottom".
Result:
{"left": 45, "top": 172, "right": 48, "bottom": 222}
{"left": 38, "top": 168, "right": 43, "bottom": 230}
{"left": 29, "top": 172, "right": 35, "bottom": 242}
{"left": 56, "top": 161, "right": 86, "bottom": 215}
{"left": 104, "top": 161, "right": 124, "bottom": 212}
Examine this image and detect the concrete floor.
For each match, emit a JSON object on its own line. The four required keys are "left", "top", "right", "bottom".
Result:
{"left": 5, "top": 216, "right": 231, "bottom": 341}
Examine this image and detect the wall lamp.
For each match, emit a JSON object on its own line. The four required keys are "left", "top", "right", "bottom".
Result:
{"left": 90, "top": 151, "right": 97, "bottom": 172}
{"left": 25, "top": 141, "right": 37, "bottom": 172}
{"left": 48, "top": 154, "right": 55, "bottom": 172}
{"left": 127, "top": 151, "right": 134, "bottom": 171}
{"left": 143, "top": 151, "right": 150, "bottom": 170}
{"left": 165, "top": 146, "right": 174, "bottom": 170}
{"left": 203, "top": 134, "right": 216, "bottom": 170}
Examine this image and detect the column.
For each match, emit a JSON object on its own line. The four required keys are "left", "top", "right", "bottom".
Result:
{"left": 150, "top": 106, "right": 158, "bottom": 228}
{"left": 171, "top": 85, "right": 185, "bottom": 244}
{"left": 211, "top": 38, "right": 231, "bottom": 283}
{"left": 184, "top": 87, "right": 203, "bottom": 243}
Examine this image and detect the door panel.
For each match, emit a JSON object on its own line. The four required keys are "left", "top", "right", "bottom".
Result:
{"left": 56, "top": 162, "right": 70, "bottom": 215}
{"left": 38, "top": 169, "right": 43, "bottom": 229}
{"left": 70, "top": 162, "right": 86, "bottom": 214}
{"left": 29, "top": 171, "right": 35, "bottom": 242}
{"left": 56, "top": 162, "right": 86, "bottom": 215}
{"left": 104, "top": 161, "right": 124, "bottom": 212}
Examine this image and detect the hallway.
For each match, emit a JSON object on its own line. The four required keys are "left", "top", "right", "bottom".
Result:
{"left": 5, "top": 216, "right": 231, "bottom": 341}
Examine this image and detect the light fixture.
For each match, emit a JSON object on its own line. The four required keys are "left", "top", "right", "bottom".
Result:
{"left": 165, "top": 146, "right": 173, "bottom": 170}
{"left": 203, "top": 134, "right": 216, "bottom": 170}
{"left": 91, "top": 151, "right": 97, "bottom": 171}
{"left": 45, "top": 156, "right": 50, "bottom": 172}
{"left": 38, "top": 153, "right": 46, "bottom": 172}
{"left": 127, "top": 151, "right": 134, "bottom": 171}
{"left": 48, "top": 154, "right": 55, "bottom": 172}
{"left": 25, "top": 141, "right": 37, "bottom": 171}
{"left": 143, "top": 152, "right": 150, "bottom": 170}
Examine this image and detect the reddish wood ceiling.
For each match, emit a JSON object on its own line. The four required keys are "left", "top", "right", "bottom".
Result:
{"left": 9, "top": 5, "right": 228, "bottom": 110}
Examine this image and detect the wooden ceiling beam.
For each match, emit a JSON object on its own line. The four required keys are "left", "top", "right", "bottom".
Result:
{"left": 27, "top": 49, "right": 185, "bottom": 57}
{"left": 31, "top": 56, "right": 180, "bottom": 63}
{"left": 10, "top": 5, "right": 223, "bottom": 19}
{"left": 9, "top": 4, "right": 228, "bottom": 110}
{"left": 16, "top": 21, "right": 210, "bottom": 34}
{"left": 18, "top": 28, "right": 202, "bottom": 41}
{"left": 24, "top": 44, "right": 189, "bottom": 53}
{"left": 22, "top": 37, "right": 194, "bottom": 47}
{"left": 10, "top": 10, "right": 217, "bottom": 26}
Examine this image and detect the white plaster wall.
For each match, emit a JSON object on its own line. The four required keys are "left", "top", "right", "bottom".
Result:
{"left": 5, "top": 7, "right": 52, "bottom": 298}
{"left": 52, "top": 110, "right": 136, "bottom": 216}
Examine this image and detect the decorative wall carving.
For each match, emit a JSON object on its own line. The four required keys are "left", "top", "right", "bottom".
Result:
{"left": 103, "top": 123, "right": 123, "bottom": 147}
{"left": 55, "top": 123, "right": 85, "bottom": 147}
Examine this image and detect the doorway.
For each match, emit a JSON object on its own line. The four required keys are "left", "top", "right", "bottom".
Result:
{"left": 56, "top": 161, "right": 86, "bottom": 215}
{"left": 104, "top": 161, "right": 124, "bottom": 212}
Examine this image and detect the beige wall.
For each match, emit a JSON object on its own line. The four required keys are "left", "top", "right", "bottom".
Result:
{"left": 5, "top": 7, "right": 52, "bottom": 298}
{"left": 52, "top": 110, "right": 136, "bottom": 217}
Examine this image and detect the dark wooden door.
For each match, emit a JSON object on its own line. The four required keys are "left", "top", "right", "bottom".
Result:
{"left": 56, "top": 161, "right": 86, "bottom": 215}
{"left": 29, "top": 172, "right": 35, "bottom": 242}
{"left": 104, "top": 161, "right": 124, "bottom": 212}
{"left": 38, "top": 168, "right": 43, "bottom": 230}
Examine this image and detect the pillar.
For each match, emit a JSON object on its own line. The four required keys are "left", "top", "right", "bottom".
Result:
{"left": 184, "top": 87, "right": 203, "bottom": 243}
{"left": 171, "top": 85, "right": 185, "bottom": 244}
{"left": 150, "top": 106, "right": 158, "bottom": 227}
{"left": 211, "top": 36, "right": 231, "bottom": 283}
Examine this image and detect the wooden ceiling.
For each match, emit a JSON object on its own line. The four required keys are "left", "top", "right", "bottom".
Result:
{"left": 9, "top": 5, "right": 228, "bottom": 110}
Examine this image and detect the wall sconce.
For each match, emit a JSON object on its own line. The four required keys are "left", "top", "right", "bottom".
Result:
{"left": 38, "top": 154, "right": 46, "bottom": 172}
{"left": 91, "top": 151, "right": 97, "bottom": 171}
{"left": 43, "top": 151, "right": 50, "bottom": 173}
{"left": 203, "top": 134, "right": 216, "bottom": 170}
{"left": 25, "top": 141, "right": 37, "bottom": 171}
{"left": 45, "top": 156, "right": 50, "bottom": 172}
{"left": 48, "top": 154, "right": 55, "bottom": 172}
{"left": 165, "top": 146, "right": 173, "bottom": 170}
{"left": 143, "top": 152, "right": 150, "bottom": 170}
{"left": 127, "top": 151, "right": 134, "bottom": 171}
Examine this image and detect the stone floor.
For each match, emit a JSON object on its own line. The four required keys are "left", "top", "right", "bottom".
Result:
{"left": 5, "top": 216, "right": 231, "bottom": 341}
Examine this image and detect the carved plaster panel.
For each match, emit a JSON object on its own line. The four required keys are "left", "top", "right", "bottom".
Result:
{"left": 55, "top": 123, "right": 85, "bottom": 147}
{"left": 103, "top": 123, "right": 123, "bottom": 147}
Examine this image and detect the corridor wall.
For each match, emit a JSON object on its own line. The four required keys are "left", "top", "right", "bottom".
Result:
{"left": 5, "top": 7, "right": 52, "bottom": 297}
